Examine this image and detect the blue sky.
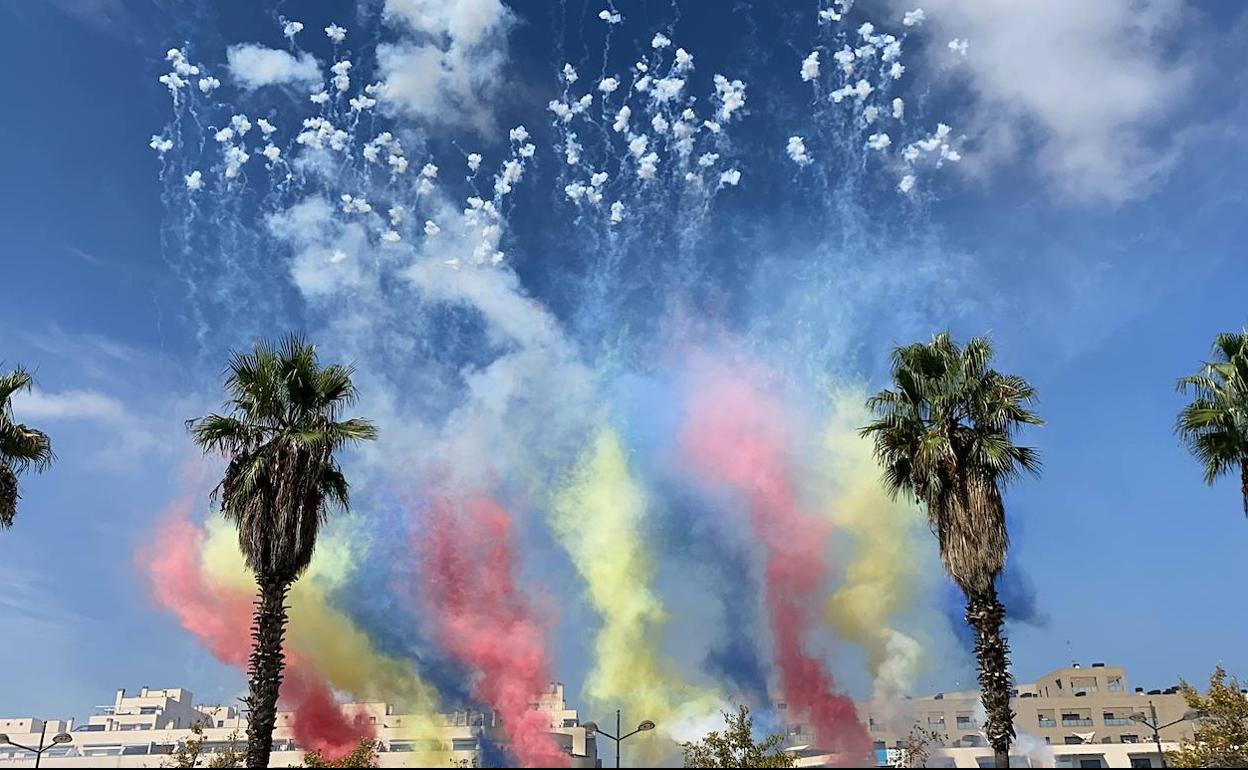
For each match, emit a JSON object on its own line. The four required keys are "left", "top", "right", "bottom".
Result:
{"left": 1, "top": 0, "right": 1247, "bottom": 728}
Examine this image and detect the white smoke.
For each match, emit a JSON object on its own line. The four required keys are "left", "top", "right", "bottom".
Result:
{"left": 225, "top": 44, "right": 320, "bottom": 90}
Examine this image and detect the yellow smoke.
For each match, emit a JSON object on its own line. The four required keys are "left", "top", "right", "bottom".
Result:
{"left": 551, "top": 428, "right": 720, "bottom": 758}
{"left": 199, "top": 517, "right": 446, "bottom": 756}
{"left": 823, "top": 389, "right": 928, "bottom": 701}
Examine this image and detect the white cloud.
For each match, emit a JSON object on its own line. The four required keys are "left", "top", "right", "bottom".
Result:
{"left": 376, "top": 0, "right": 515, "bottom": 133}
{"left": 897, "top": 0, "right": 1196, "bottom": 203}
{"left": 12, "top": 389, "right": 127, "bottom": 422}
{"left": 226, "top": 44, "right": 321, "bottom": 90}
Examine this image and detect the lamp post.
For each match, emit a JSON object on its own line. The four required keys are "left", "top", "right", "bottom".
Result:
{"left": 1129, "top": 701, "right": 1202, "bottom": 769}
{"left": 582, "top": 710, "right": 655, "bottom": 769}
{"left": 0, "top": 721, "right": 73, "bottom": 769}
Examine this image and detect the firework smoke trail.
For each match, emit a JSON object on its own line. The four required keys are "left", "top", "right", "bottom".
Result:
{"left": 678, "top": 358, "right": 871, "bottom": 765}
{"left": 551, "top": 426, "right": 721, "bottom": 761}
{"left": 140, "top": 504, "right": 373, "bottom": 761}
{"left": 822, "top": 390, "right": 928, "bottom": 702}
{"left": 419, "top": 494, "right": 569, "bottom": 768}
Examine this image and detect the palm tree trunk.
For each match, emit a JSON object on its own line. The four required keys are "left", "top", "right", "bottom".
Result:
{"left": 245, "top": 576, "right": 290, "bottom": 769}
{"left": 1240, "top": 458, "right": 1248, "bottom": 519}
{"left": 966, "top": 585, "right": 1014, "bottom": 768}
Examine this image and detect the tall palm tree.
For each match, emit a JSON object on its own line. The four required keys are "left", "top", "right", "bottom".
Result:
{"left": 1177, "top": 330, "right": 1248, "bottom": 517}
{"left": 188, "top": 335, "right": 377, "bottom": 768}
{"left": 0, "top": 367, "right": 54, "bottom": 530}
{"left": 861, "top": 332, "right": 1041, "bottom": 769}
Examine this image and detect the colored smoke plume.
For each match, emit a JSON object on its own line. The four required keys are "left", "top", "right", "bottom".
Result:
{"left": 678, "top": 359, "right": 871, "bottom": 765}
{"left": 141, "top": 502, "right": 374, "bottom": 762}
{"left": 419, "top": 494, "right": 569, "bottom": 768}
{"left": 822, "top": 390, "right": 928, "bottom": 701}
{"left": 552, "top": 426, "right": 722, "bottom": 761}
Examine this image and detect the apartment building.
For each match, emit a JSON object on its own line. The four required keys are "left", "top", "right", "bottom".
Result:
{"left": 783, "top": 662, "right": 1195, "bottom": 768}
{"left": 0, "top": 682, "right": 597, "bottom": 768}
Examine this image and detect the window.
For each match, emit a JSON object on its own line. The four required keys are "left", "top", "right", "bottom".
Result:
{"left": 788, "top": 724, "right": 803, "bottom": 736}
{"left": 869, "top": 717, "right": 882, "bottom": 732}
{"left": 1130, "top": 758, "right": 1153, "bottom": 768}
{"left": 1121, "top": 735, "right": 1139, "bottom": 744}
{"left": 139, "top": 706, "right": 159, "bottom": 715}
{"left": 776, "top": 703, "right": 788, "bottom": 710}
{"left": 1108, "top": 677, "right": 1125, "bottom": 692}
{"left": 217, "top": 721, "right": 224, "bottom": 728}
{"left": 1078, "top": 760, "right": 1104, "bottom": 769}
{"left": 1065, "top": 736, "right": 1085, "bottom": 745}
{"left": 451, "top": 738, "right": 477, "bottom": 752}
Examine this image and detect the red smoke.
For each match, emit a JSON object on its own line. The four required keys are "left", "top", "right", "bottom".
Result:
{"left": 139, "top": 499, "right": 372, "bottom": 762}
{"left": 419, "top": 494, "right": 570, "bottom": 768}
{"left": 679, "top": 362, "right": 871, "bottom": 765}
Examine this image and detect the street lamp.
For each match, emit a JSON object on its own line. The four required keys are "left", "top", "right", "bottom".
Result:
{"left": 0, "top": 722, "right": 73, "bottom": 769}
{"left": 1129, "top": 701, "right": 1202, "bottom": 769}
{"left": 582, "top": 710, "right": 655, "bottom": 769}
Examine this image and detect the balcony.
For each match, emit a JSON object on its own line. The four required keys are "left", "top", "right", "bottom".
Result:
{"left": 1104, "top": 718, "right": 1135, "bottom": 726}
{"left": 1062, "top": 719, "right": 1094, "bottom": 727}
{"left": 1038, "top": 719, "right": 1057, "bottom": 728}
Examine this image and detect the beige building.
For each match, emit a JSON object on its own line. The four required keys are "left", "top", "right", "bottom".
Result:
{"left": 783, "top": 662, "right": 1195, "bottom": 768}
{"left": 0, "top": 683, "right": 596, "bottom": 768}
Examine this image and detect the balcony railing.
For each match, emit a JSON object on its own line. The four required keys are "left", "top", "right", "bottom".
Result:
{"left": 1062, "top": 719, "right": 1094, "bottom": 727}
{"left": 1038, "top": 719, "right": 1057, "bottom": 728}
{"left": 1104, "top": 718, "right": 1135, "bottom": 726}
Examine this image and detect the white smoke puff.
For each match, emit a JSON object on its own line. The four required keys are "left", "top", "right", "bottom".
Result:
{"left": 257, "top": 118, "right": 276, "bottom": 136}
{"left": 329, "top": 249, "right": 347, "bottom": 264}
{"left": 902, "top": 145, "right": 921, "bottom": 161}
{"left": 801, "top": 51, "right": 820, "bottom": 82}
{"left": 609, "top": 200, "right": 624, "bottom": 223}
{"left": 637, "top": 152, "right": 659, "bottom": 180}
{"left": 713, "top": 75, "right": 746, "bottom": 121}
{"left": 561, "top": 63, "right": 578, "bottom": 83}
{"left": 786, "top": 136, "right": 811, "bottom": 166}
{"left": 892, "top": 97, "right": 905, "bottom": 120}
{"left": 389, "top": 154, "right": 410, "bottom": 174}
{"left": 867, "top": 132, "right": 892, "bottom": 150}
{"left": 519, "top": 143, "right": 535, "bottom": 158}
{"left": 548, "top": 100, "right": 574, "bottom": 122}
{"left": 230, "top": 114, "right": 252, "bottom": 135}
{"left": 720, "top": 168, "right": 740, "bottom": 186}
{"left": 882, "top": 40, "right": 902, "bottom": 62}
{"left": 941, "top": 146, "right": 962, "bottom": 162}
{"left": 651, "top": 32, "right": 671, "bottom": 49}
{"left": 703, "top": 119, "right": 721, "bottom": 133}
{"left": 349, "top": 95, "right": 377, "bottom": 111}
{"left": 874, "top": 630, "right": 924, "bottom": 702}
{"left": 575, "top": 93, "right": 594, "bottom": 113}
{"left": 418, "top": 177, "right": 435, "bottom": 196}
{"left": 612, "top": 105, "right": 631, "bottom": 133}
{"left": 422, "top": 163, "right": 439, "bottom": 178}
{"left": 509, "top": 125, "right": 530, "bottom": 143}
{"left": 635, "top": 61, "right": 649, "bottom": 73}
{"left": 635, "top": 75, "right": 652, "bottom": 92}
{"left": 262, "top": 144, "right": 281, "bottom": 163}
{"left": 858, "top": 21, "right": 875, "bottom": 39}
{"left": 149, "top": 135, "right": 173, "bottom": 153}
{"left": 564, "top": 182, "right": 586, "bottom": 201}
{"left": 833, "top": 46, "right": 856, "bottom": 74}
{"left": 363, "top": 145, "right": 380, "bottom": 163}
{"left": 651, "top": 114, "right": 669, "bottom": 133}
{"left": 325, "top": 23, "right": 347, "bottom": 43}
{"left": 898, "top": 174, "right": 916, "bottom": 193}
{"left": 198, "top": 76, "right": 221, "bottom": 94}
{"left": 184, "top": 170, "right": 202, "bottom": 190}
{"left": 598, "top": 9, "right": 622, "bottom": 24}
{"left": 628, "top": 134, "right": 648, "bottom": 158}
{"left": 890, "top": 62, "right": 905, "bottom": 79}
{"left": 865, "top": 105, "right": 879, "bottom": 123}
{"left": 331, "top": 59, "right": 352, "bottom": 92}
{"left": 424, "top": 220, "right": 440, "bottom": 236}
{"left": 819, "top": 8, "right": 842, "bottom": 22}
{"left": 159, "top": 72, "right": 187, "bottom": 93}
{"left": 467, "top": 153, "right": 483, "bottom": 171}
{"left": 565, "top": 136, "right": 582, "bottom": 165}
{"left": 213, "top": 127, "right": 234, "bottom": 143}
{"left": 310, "top": 90, "right": 330, "bottom": 105}
{"left": 948, "top": 38, "right": 969, "bottom": 56}
{"left": 282, "top": 20, "right": 304, "bottom": 39}
{"left": 226, "top": 44, "right": 320, "bottom": 90}
{"left": 856, "top": 44, "right": 877, "bottom": 60}
{"left": 590, "top": 171, "right": 608, "bottom": 187}
{"left": 495, "top": 158, "right": 523, "bottom": 195}
{"left": 903, "top": 8, "right": 926, "bottom": 27}
{"left": 223, "top": 145, "right": 249, "bottom": 179}
{"left": 389, "top": 205, "right": 406, "bottom": 225}
{"left": 698, "top": 152, "right": 718, "bottom": 167}
{"left": 598, "top": 77, "right": 620, "bottom": 94}
{"left": 854, "top": 79, "right": 873, "bottom": 99}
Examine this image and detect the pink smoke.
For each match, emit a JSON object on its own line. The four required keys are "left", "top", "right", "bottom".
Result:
{"left": 139, "top": 500, "right": 371, "bottom": 762}
{"left": 419, "top": 494, "right": 570, "bottom": 768}
{"left": 679, "top": 361, "right": 871, "bottom": 765}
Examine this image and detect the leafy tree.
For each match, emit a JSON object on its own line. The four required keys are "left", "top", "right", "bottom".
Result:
{"left": 895, "top": 725, "right": 947, "bottom": 768}
{"left": 188, "top": 335, "right": 377, "bottom": 768}
{"left": 161, "top": 722, "right": 244, "bottom": 768}
{"left": 862, "top": 332, "right": 1042, "bottom": 768}
{"left": 1177, "top": 331, "right": 1248, "bottom": 517}
{"left": 0, "top": 366, "right": 54, "bottom": 529}
{"left": 1169, "top": 666, "right": 1248, "bottom": 768}
{"left": 301, "top": 737, "right": 380, "bottom": 768}
{"left": 682, "top": 705, "right": 795, "bottom": 768}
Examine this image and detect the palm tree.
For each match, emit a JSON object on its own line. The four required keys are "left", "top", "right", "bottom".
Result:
{"left": 1177, "top": 330, "right": 1248, "bottom": 517}
{"left": 0, "top": 367, "right": 54, "bottom": 530}
{"left": 861, "top": 332, "right": 1041, "bottom": 768}
{"left": 188, "top": 335, "right": 377, "bottom": 768}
